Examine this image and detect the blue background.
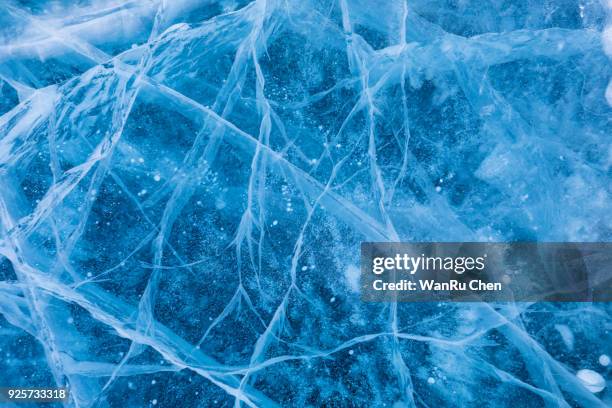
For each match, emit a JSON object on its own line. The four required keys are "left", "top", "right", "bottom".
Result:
{"left": 0, "top": 0, "right": 610, "bottom": 406}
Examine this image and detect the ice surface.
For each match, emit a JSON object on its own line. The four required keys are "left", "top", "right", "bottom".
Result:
{"left": 0, "top": 0, "right": 611, "bottom": 407}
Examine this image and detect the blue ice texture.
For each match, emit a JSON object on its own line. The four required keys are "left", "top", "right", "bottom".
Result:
{"left": 0, "top": 0, "right": 611, "bottom": 407}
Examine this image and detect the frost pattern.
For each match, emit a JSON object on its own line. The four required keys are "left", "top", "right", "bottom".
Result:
{"left": 0, "top": 0, "right": 611, "bottom": 407}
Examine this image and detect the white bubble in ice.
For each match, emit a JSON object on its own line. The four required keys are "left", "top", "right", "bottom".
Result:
{"left": 576, "top": 369, "right": 605, "bottom": 393}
